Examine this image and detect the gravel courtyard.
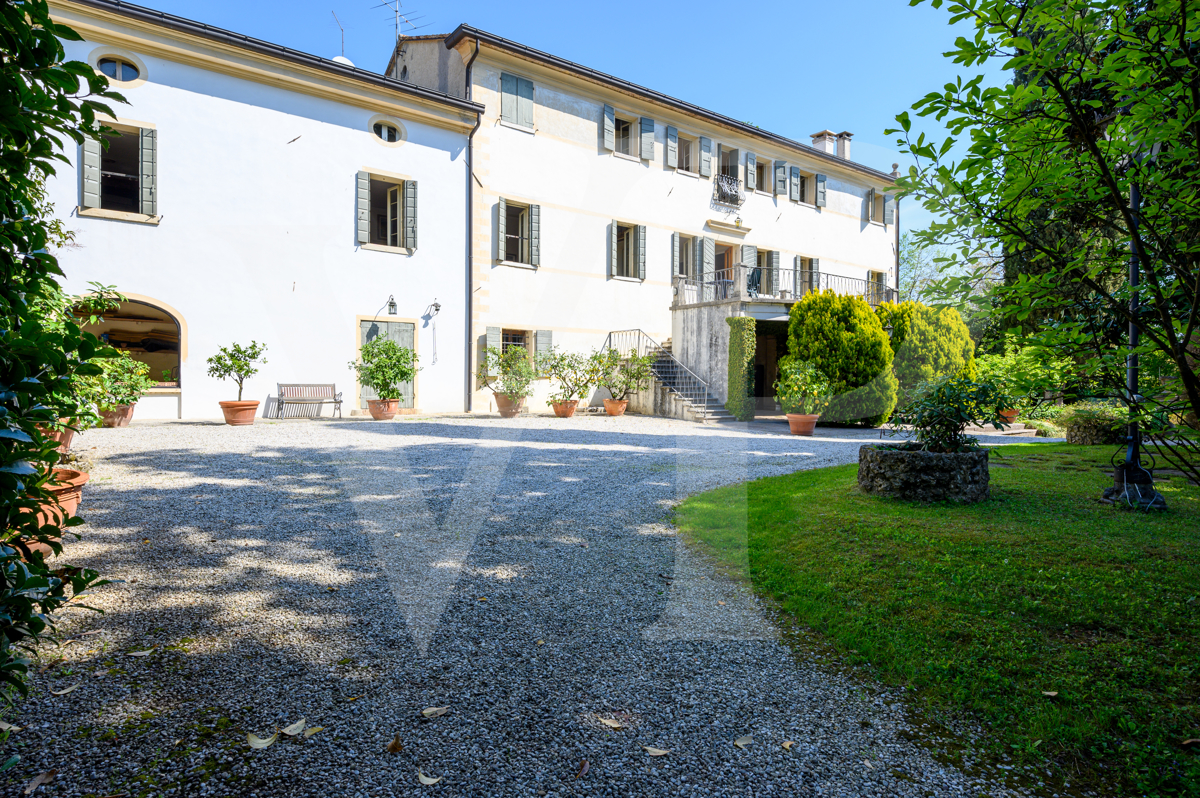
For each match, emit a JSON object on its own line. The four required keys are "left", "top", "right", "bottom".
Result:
{"left": 5, "top": 415, "right": 1048, "bottom": 798}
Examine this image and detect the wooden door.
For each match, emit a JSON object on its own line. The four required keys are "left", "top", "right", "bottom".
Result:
{"left": 359, "top": 320, "right": 415, "bottom": 409}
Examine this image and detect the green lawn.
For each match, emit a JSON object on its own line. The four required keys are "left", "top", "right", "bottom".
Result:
{"left": 675, "top": 444, "right": 1200, "bottom": 797}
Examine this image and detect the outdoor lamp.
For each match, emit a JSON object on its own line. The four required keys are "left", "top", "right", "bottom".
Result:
{"left": 387, "top": 295, "right": 397, "bottom": 316}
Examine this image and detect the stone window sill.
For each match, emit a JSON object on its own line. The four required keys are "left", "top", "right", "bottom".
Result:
{"left": 675, "top": 169, "right": 700, "bottom": 179}
{"left": 498, "top": 119, "right": 536, "bottom": 135}
{"left": 361, "top": 243, "right": 414, "bottom": 255}
{"left": 613, "top": 151, "right": 641, "bottom": 163}
{"left": 77, "top": 207, "right": 160, "bottom": 225}
{"left": 611, "top": 274, "right": 643, "bottom": 283}
{"left": 499, "top": 260, "right": 537, "bottom": 270}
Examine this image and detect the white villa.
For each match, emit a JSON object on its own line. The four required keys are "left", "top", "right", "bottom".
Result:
{"left": 47, "top": 0, "right": 898, "bottom": 421}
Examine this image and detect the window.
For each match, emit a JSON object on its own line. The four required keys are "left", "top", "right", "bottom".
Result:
{"left": 98, "top": 57, "right": 139, "bottom": 82}
{"left": 614, "top": 117, "right": 633, "bottom": 156}
{"left": 677, "top": 134, "right": 694, "bottom": 172}
{"left": 615, "top": 224, "right": 635, "bottom": 277}
{"left": 755, "top": 159, "right": 769, "bottom": 192}
{"left": 501, "top": 329, "right": 528, "bottom": 354}
{"left": 374, "top": 122, "right": 399, "bottom": 142}
{"left": 719, "top": 145, "right": 740, "bottom": 180}
{"left": 500, "top": 73, "right": 534, "bottom": 128}
{"left": 497, "top": 198, "right": 541, "bottom": 266}
{"left": 677, "top": 234, "right": 694, "bottom": 277}
{"left": 356, "top": 171, "right": 417, "bottom": 250}
{"left": 80, "top": 125, "right": 156, "bottom": 216}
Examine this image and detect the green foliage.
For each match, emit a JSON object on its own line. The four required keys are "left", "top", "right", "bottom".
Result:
{"left": 348, "top": 338, "right": 417, "bottom": 401}
{"left": 540, "top": 348, "right": 591, "bottom": 404}
{"left": 588, "top": 348, "right": 656, "bottom": 402}
{"left": 1060, "top": 402, "right": 1127, "bottom": 446}
{"left": 206, "top": 342, "right": 267, "bottom": 402}
{"left": 675, "top": 444, "right": 1200, "bottom": 797}
{"left": 93, "top": 352, "right": 154, "bottom": 409}
{"left": 787, "top": 290, "right": 897, "bottom": 426}
{"left": 878, "top": 301, "right": 976, "bottom": 394}
{"left": 478, "top": 346, "right": 537, "bottom": 400}
{"left": 773, "top": 356, "right": 833, "bottom": 416}
{"left": 725, "top": 317, "right": 756, "bottom": 422}
{"left": 976, "top": 337, "right": 1075, "bottom": 409}
{"left": 888, "top": 375, "right": 1013, "bottom": 453}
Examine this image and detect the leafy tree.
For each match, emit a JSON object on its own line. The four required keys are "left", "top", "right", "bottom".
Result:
{"left": 348, "top": 338, "right": 417, "bottom": 402}
{"left": 478, "top": 346, "right": 537, "bottom": 400}
{"left": 877, "top": 301, "right": 976, "bottom": 394}
{"left": 889, "top": 0, "right": 1200, "bottom": 483}
{"left": 206, "top": 342, "right": 267, "bottom": 401}
{"left": 587, "top": 348, "right": 657, "bottom": 402}
{"left": 540, "top": 347, "right": 591, "bottom": 404}
{"left": 898, "top": 232, "right": 945, "bottom": 303}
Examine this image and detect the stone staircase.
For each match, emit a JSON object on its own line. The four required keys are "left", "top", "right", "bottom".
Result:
{"left": 651, "top": 338, "right": 734, "bottom": 423}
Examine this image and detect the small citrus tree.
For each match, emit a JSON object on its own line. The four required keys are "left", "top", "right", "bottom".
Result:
{"left": 540, "top": 347, "right": 591, "bottom": 404}
{"left": 774, "top": 356, "right": 834, "bottom": 416}
{"left": 349, "top": 338, "right": 417, "bottom": 402}
{"left": 588, "top": 348, "right": 657, "bottom": 401}
{"left": 206, "top": 341, "right": 267, "bottom": 401}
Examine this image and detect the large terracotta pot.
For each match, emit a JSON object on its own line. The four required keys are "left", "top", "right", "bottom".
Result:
{"left": 998, "top": 408, "right": 1020, "bottom": 424}
{"left": 218, "top": 400, "right": 260, "bottom": 426}
{"left": 38, "top": 420, "right": 76, "bottom": 454}
{"left": 494, "top": 394, "right": 524, "bottom": 418}
{"left": 367, "top": 398, "right": 399, "bottom": 421}
{"left": 551, "top": 400, "right": 578, "bottom": 419}
{"left": 21, "top": 468, "right": 91, "bottom": 559}
{"left": 99, "top": 404, "right": 135, "bottom": 428}
{"left": 786, "top": 413, "right": 819, "bottom": 436}
{"left": 603, "top": 399, "right": 628, "bottom": 417}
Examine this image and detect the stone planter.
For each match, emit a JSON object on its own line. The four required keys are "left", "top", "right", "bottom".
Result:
{"left": 494, "top": 393, "right": 524, "bottom": 418}
{"left": 857, "top": 444, "right": 990, "bottom": 504}
{"left": 367, "top": 398, "right": 399, "bottom": 421}
{"left": 551, "top": 400, "right": 578, "bottom": 418}
{"left": 603, "top": 399, "right": 628, "bottom": 417}
{"left": 786, "top": 413, "right": 819, "bottom": 436}
{"left": 218, "top": 400, "right": 260, "bottom": 426}
{"left": 99, "top": 404, "right": 135, "bottom": 428}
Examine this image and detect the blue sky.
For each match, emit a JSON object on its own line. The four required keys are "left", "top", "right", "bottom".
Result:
{"left": 126, "top": 0, "right": 999, "bottom": 232}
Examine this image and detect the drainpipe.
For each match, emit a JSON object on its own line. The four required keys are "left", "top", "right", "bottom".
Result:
{"left": 895, "top": 198, "right": 901, "bottom": 300}
{"left": 463, "top": 38, "right": 481, "bottom": 412}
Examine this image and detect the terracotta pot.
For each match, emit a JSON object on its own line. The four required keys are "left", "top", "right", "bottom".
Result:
{"left": 603, "top": 398, "right": 629, "bottom": 417}
{"left": 367, "top": 398, "right": 400, "bottom": 421}
{"left": 21, "top": 468, "right": 91, "bottom": 560}
{"left": 551, "top": 400, "right": 578, "bottom": 419}
{"left": 38, "top": 420, "right": 76, "bottom": 454}
{"left": 786, "top": 413, "right": 820, "bottom": 436}
{"left": 999, "top": 408, "right": 1020, "bottom": 424}
{"left": 218, "top": 400, "right": 260, "bottom": 426}
{"left": 99, "top": 404, "right": 136, "bottom": 428}
{"left": 494, "top": 393, "right": 525, "bottom": 418}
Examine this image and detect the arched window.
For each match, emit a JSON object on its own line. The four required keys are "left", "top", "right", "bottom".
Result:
{"left": 373, "top": 122, "right": 400, "bottom": 142}
{"left": 84, "top": 300, "right": 182, "bottom": 387}
{"left": 98, "top": 57, "right": 140, "bottom": 83}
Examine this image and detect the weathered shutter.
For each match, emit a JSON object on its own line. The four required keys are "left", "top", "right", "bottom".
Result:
{"left": 355, "top": 171, "right": 370, "bottom": 244}
{"left": 745, "top": 153, "right": 757, "bottom": 191}
{"left": 865, "top": 187, "right": 875, "bottom": 221}
{"left": 485, "top": 325, "right": 502, "bottom": 375}
{"left": 387, "top": 185, "right": 400, "bottom": 246}
{"left": 636, "top": 224, "right": 646, "bottom": 280}
{"left": 517, "top": 77, "right": 534, "bottom": 128}
{"left": 810, "top": 257, "right": 820, "bottom": 275}
{"left": 139, "top": 128, "right": 157, "bottom": 216}
{"left": 883, "top": 194, "right": 895, "bottom": 225}
{"left": 639, "top": 117, "right": 654, "bottom": 161}
{"left": 535, "top": 329, "right": 552, "bottom": 357}
{"left": 671, "top": 232, "right": 680, "bottom": 275}
{"left": 666, "top": 126, "right": 678, "bottom": 168}
{"left": 609, "top": 220, "right": 617, "bottom": 277}
{"left": 402, "top": 180, "right": 417, "bottom": 249}
{"left": 741, "top": 244, "right": 757, "bottom": 267}
{"left": 789, "top": 166, "right": 801, "bottom": 202}
{"left": 529, "top": 204, "right": 541, "bottom": 266}
{"left": 793, "top": 255, "right": 803, "bottom": 296}
{"left": 701, "top": 236, "right": 716, "bottom": 301}
{"left": 699, "top": 137, "right": 712, "bottom": 177}
{"left": 81, "top": 137, "right": 102, "bottom": 209}
{"left": 815, "top": 173, "right": 827, "bottom": 207}
{"left": 768, "top": 250, "right": 780, "bottom": 293}
{"left": 774, "top": 160, "right": 787, "bottom": 196}
{"left": 693, "top": 235, "right": 703, "bottom": 279}
{"left": 602, "top": 104, "right": 615, "bottom": 151}
{"left": 500, "top": 73, "right": 517, "bottom": 124}
{"left": 496, "top": 198, "right": 507, "bottom": 260}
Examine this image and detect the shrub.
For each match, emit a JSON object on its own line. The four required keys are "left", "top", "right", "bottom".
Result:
{"left": 877, "top": 301, "right": 976, "bottom": 393}
{"left": 348, "top": 338, "right": 417, "bottom": 401}
{"left": 1061, "top": 402, "right": 1126, "bottom": 446}
{"left": 588, "top": 348, "right": 657, "bottom": 402}
{"left": 725, "top": 317, "right": 756, "bottom": 421}
{"left": 478, "top": 345, "right": 537, "bottom": 400}
{"left": 90, "top": 352, "right": 155, "bottom": 409}
{"left": 774, "top": 356, "right": 834, "bottom": 415}
{"left": 206, "top": 341, "right": 267, "bottom": 401}
{"left": 540, "top": 348, "right": 591, "bottom": 404}
{"left": 787, "top": 290, "right": 898, "bottom": 426}
{"left": 976, "top": 337, "right": 1072, "bottom": 409}
{"left": 888, "top": 375, "right": 1013, "bottom": 452}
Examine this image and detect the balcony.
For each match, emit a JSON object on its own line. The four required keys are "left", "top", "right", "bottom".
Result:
{"left": 713, "top": 174, "right": 744, "bottom": 207}
{"left": 673, "top": 266, "right": 897, "bottom": 308}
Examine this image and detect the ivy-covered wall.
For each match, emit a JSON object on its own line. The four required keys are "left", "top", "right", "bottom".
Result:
{"left": 726, "top": 317, "right": 757, "bottom": 421}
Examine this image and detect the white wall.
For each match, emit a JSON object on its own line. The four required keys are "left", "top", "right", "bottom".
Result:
{"left": 49, "top": 38, "right": 470, "bottom": 418}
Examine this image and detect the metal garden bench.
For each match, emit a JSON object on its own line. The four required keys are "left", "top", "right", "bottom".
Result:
{"left": 275, "top": 383, "right": 343, "bottom": 419}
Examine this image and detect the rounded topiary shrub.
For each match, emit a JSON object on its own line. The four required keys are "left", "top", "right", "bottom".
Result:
{"left": 787, "top": 290, "right": 898, "bottom": 426}
{"left": 877, "top": 301, "right": 976, "bottom": 393}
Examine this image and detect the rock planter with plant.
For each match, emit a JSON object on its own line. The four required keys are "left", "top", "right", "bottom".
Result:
{"left": 349, "top": 337, "right": 418, "bottom": 420}
{"left": 861, "top": 375, "right": 1011, "bottom": 503}
{"left": 478, "top": 345, "right": 536, "bottom": 418}
{"left": 206, "top": 341, "right": 267, "bottom": 426}
{"left": 93, "top": 351, "right": 155, "bottom": 428}
{"left": 774, "top": 356, "right": 833, "bottom": 436}
{"left": 541, "top": 348, "right": 591, "bottom": 418}
{"left": 589, "top": 348, "right": 657, "bottom": 416}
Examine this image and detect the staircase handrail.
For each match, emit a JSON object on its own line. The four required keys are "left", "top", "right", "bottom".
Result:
{"left": 602, "top": 329, "right": 712, "bottom": 411}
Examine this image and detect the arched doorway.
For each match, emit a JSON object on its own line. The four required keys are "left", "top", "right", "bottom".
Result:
{"left": 84, "top": 299, "right": 182, "bottom": 385}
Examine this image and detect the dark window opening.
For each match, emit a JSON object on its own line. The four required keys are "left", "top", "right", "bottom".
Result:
{"left": 99, "top": 129, "right": 140, "bottom": 213}
{"left": 504, "top": 202, "right": 530, "bottom": 263}
{"left": 373, "top": 122, "right": 399, "bottom": 142}
{"left": 677, "top": 136, "right": 694, "bottom": 172}
{"left": 501, "top": 329, "right": 527, "bottom": 354}
{"left": 98, "top": 57, "right": 139, "bottom": 82}
{"left": 678, "top": 235, "right": 693, "bottom": 277}
{"left": 369, "top": 177, "right": 404, "bottom": 247}
{"left": 614, "top": 118, "right": 633, "bottom": 156}
{"left": 615, "top": 224, "right": 636, "bottom": 278}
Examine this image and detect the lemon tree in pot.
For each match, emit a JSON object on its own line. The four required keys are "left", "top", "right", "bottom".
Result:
{"left": 541, "top": 348, "right": 590, "bottom": 418}
{"left": 206, "top": 341, "right": 267, "bottom": 426}
{"left": 348, "top": 337, "right": 418, "bottom": 420}
{"left": 588, "top": 348, "right": 657, "bottom": 416}
{"left": 774, "top": 355, "right": 833, "bottom": 436}
{"left": 93, "top": 352, "right": 155, "bottom": 428}
{"left": 478, "top": 345, "right": 536, "bottom": 417}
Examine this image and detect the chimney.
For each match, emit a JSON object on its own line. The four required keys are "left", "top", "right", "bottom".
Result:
{"left": 810, "top": 130, "right": 837, "bottom": 154}
{"left": 836, "top": 131, "right": 853, "bottom": 160}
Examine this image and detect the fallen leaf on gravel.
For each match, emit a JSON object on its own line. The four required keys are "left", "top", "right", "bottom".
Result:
{"left": 50, "top": 683, "right": 80, "bottom": 696}
{"left": 477, "top": 597, "right": 487, "bottom": 602}
{"left": 782, "top": 741, "right": 794, "bottom": 751}
{"left": 598, "top": 718, "right": 623, "bottom": 730}
{"left": 1041, "top": 691, "right": 1058, "bottom": 698}
{"left": 418, "top": 770, "right": 441, "bottom": 785}
{"left": 76, "top": 630, "right": 102, "bottom": 637}
{"left": 386, "top": 734, "right": 404, "bottom": 754}
{"left": 421, "top": 707, "right": 449, "bottom": 719}
{"left": 303, "top": 726, "right": 324, "bottom": 738}
{"left": 24, "top": 769, "right": 56, "bottom": 794}
{"left": 247, "top": 732, "right": 278, "bottom": 749}
{"left": 280, "top": 719, "right": 306, "bottom": 736}
{"left": 863, "top": 759, "right": 874, "bottom": 769}
{"left": 0, "top": 721, "right": 22, "bottom": 732}
{"left": 575, "top": 758, "right": 589, "bottom": 779}
{"left": 126, "top": 649, "right": 154, "bottom": 657}
{"left": 717, "top": 601, "right": 726, "bottom": 606}
{"left": 643, "top": 746, "right": 670, "bottom": 756}
{"left": 536, "top": 640, "right": 544, "bottom": 646}
{"left": 734, "top": 735, "right": 753, "bottom": 749}
{"left": 142, "top": 539, "right": 150, "bottom": 544}
{"left": 97, "top": 792, "right": 129, "bottom": 797}
{"left": 92, "top": 669, "right": 107, "bottom": 678}
{"left": 346, "top": 696, "right": 361, "bottom": 702}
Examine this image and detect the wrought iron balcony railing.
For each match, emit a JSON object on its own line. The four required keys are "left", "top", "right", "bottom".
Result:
{"left": 673, "top": 267, "right": 898, "bottom": 308}
{"left": 713, "top": 174, "right": 744, "bottom": 207}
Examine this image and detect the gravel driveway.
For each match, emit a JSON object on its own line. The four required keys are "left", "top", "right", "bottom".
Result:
{"left": 5, "top": 415, "right": 1048, "bottom": 797}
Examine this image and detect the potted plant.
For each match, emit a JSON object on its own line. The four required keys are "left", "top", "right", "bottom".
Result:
{"left": 774, "top": 356, "right": 834, "bottom": 435}
{"left": 206, "top": 341, "right": 268, "bottom": 426}
{"left": 541, "top": 348, "right": 590, "bottom": 418}
{"left": 478, "top": 345, "right": 536, "bottom": 417}
{"left": 92, "top": 352, "right": 156, "bottom": 428}
{"left": 588, "top": 348, "right": 657, "bottom": 416}
{"left": 348, "top": 337, "right": 418, "bottom": 420}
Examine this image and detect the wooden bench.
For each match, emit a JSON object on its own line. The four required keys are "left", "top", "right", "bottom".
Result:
{"left": 275, "top": 384, "right": 343, "bottom": 419}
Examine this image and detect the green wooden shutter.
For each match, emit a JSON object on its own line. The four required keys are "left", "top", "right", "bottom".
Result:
{"left": 496, "top": 198, "right": 507, "bottom": 260}
{"left": 741, "top": 244, "right": 757, "bottom": 267}
{"left": 811, "top": 257, "right": 820, "bottom": 274}
{"left": 883, "top": 195, "right": 895, "bottom": 225}
{"left": 485, "top": 325, "right": 502, "bottom": 375}
{"left": 356, "top": 171, "right": 370, "bottom": 244}
{"left": 693, "top": 235, "right": 703, "bottom": 279}
{"left": 793, "top": 255, "right": 802, "bottom": 296}
{"left": 701, "top": 236, "right": 715, "bottom": 300}
{"left": 671, "top": 232, "right": 680, "bottom": 275}
{"left": 529, "top": 204, "right": 540, "bottom": 266}
{"left": 500, "top": 73, "right": 517, "bottom": 124}
{"left": 865, "top": 187, "right": 875, "bottom": 221}
{"left": 139, "top": 128, "right": 157, "bottom": 216}
{"left": 636, "top": 225, "right": 646, "bottom": 280}
{"left": 535, "top": 329, "right": 552, "bottom": 357}
{"left": 639, "top": 117, "right": 654, "bottom": 161}
{"left": 517, "top": 77, "right": 534, "bottom": 128}
{"left": 81, "top": 137, "right": 101, "bottom": 209}
{"left": 774, "top": 160, "right": 787, "bottom": 196}
{"left": 768, "top": 250, "right": 780, "bottom": 293}
{"left": 387, "top": 185, "right": 400, "bottom": 246}
{"left": 603, "top": 104, "right": 615, "bottom": 151}
{"left": 815, "top": 174, "right": 827, "bottom": 207}
{"left": 789, "top": 166, "right": 800, "bottom": 202}
{"left": 609, "top": 220, "right": 617, "bottom": 277}
{"left": 699, "top": 137, "right": 712, "bottom": 177}
{"left": 666, "top": 126, "right": 678, "bottom": 168}
{"left": 745, "top": 153, "right": 757, "bottom": 191}
{"left": 402, "top": 180, "right": 417, "bottom": 249}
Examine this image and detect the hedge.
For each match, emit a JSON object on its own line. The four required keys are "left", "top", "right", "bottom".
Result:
{"left": 726, "top": 317, "right": 756, "bottom": 421}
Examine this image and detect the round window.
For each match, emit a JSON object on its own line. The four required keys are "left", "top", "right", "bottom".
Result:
{"left": 373, "top": 122, "right": 399, "bottom": 143}
{"left": 98, "top": 57, "right": 140, "bottom": 82}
